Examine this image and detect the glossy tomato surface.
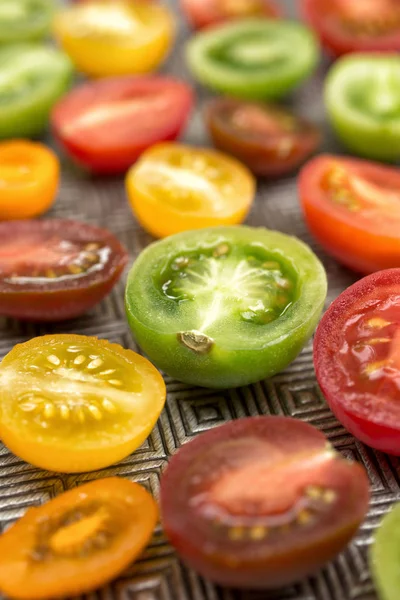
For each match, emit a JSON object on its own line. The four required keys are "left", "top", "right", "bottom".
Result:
{"left": 207, "top": 98, "right": 320, "bottom": 177}
{"left": 0, "top": 335, "right": 166, "bottom": 472}
{"left": 53, "top": 0, "right": 175, "bottom": 78}
{"left": 126, "top": 142, "right": 255, "bottom": 237}
{"left": 52, "top": 76, "right": 193, "bottom": 174}
{"left": 314, "top": 269, "right": 400, "bottom": 455}
{"left": 181, "top": 0, "right": 280, "bottom": 30}
{"left": 125, "top": 226, "right": 327, "bottom": 388}
{"left": 303, "top": 0, "right": 400, "bottom": 56}
{"left": 186, "top": 19, "right": 319, "bottom": 100}
{"left": 0, "top": 0, "right": 54, "bottom": 43}
{"left": 160, "top": 416, "right": 370, "bottom": 588}
{"left": 299, "top": 154, "right": 400, "bottom": 273}
{"left": 0, "top": 140, "right": 59, "bottom": 220}
{"left": 0, "top": 478, "right": 158, "bottom": 599}
{"left": 0, "top": 220, "right": 128, "bottom": 321}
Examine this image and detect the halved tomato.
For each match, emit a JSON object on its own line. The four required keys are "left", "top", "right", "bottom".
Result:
{"left": 0, "top": 220, "right": 128, "bottom": 321}
{"left": 302, "top": 0, "right": 400, "bottom": 56}
{"left": 0, "top": 335, "right": 166, "bottom": 472}
{"left": 206, "top": 98, "right": 320, "bottom": 177}
{"left": 0, "top": 140, "right": 59, "bottom": 220}
{"left": 299, "top": 154, "right": 400, "bottom": 273}
{"left": 160, "top": 416, "right": 370, "bottom": 588}
{"left": 181, "top": 0, "right": 281, "bottom": 30}
{"left": 52, "top": 76, "right": 193, "bottom": 174}
{"left": 314, "top": 269, "right": 400, "bottom": 455}
{"left": 0, "top": 478, "right": 158, "bottom": 599}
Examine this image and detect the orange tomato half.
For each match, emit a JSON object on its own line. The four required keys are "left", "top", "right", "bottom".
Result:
{"left": 0, "top": 140, "right": 59, "bottom": 220}
{"left": 126, "top": 142, "right": 256, "bottom": 238}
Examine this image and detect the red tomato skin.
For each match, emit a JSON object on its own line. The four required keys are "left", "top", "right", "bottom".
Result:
{"left": 299, "top": 154, "right": 400, "bottom": 274}
{"left": 302, "top": 0, "right": 400, "bottom": 56}
{"left": 51, "top": 76, "right": 193, "bottom": 174}
{"left": 181, "top": 0, "right": 281, "bottom": 30}
{"left": 314, "top": 269, "right": 400, "bottom": 455}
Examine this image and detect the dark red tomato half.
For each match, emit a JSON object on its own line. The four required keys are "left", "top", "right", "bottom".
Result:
{"left": 181, "top": 0, "right": 281, "bottom": 30}
{"left": 315, "top": 269, "right": 400, "bottom": 455}
{"left": 206, "top": 98, "right": 320, "bottom": 178}
{"left": 302, "top": 0, "right": 400, "bottom": 56}
{"left": 51, "top": 76, "right": 193, "bottom": 174}
{"left": 0, "top": 220, "right": 128, "bottom": 321}
{"left": 160, "top": 416, "right": 369, "bottom": 589}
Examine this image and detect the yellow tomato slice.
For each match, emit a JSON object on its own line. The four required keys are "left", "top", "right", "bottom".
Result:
{"left": 53, "top": 0, "right": 175, "bottom": 78}
{"left": 126, "top": 142, "right": 256, "bottom": 237}
{"left": 0, "top": 334, "right": 166, "bottom": 473}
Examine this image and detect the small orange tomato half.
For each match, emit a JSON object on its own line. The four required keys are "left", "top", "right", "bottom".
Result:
{"left": 0, "top": 140, "right": 59, "bottom": 220}
{"left": 0, "top": 477, "right": 158, "bottom": 600}
{"left": 126, "top": 142, "right": 256, "bottom": 238}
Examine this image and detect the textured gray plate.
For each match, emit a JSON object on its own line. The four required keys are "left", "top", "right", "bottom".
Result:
{"left": 0, "top": 1, "right": 393, "bottom": 599}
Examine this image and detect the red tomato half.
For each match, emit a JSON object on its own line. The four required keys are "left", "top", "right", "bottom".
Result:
{"left": 314, "top": 269, "right": 400, "bottom": 455}
{"left": 0, "top": 220, "right": 128, "bottom": 321}
{"left": 299, "top": 154, "right": 400, "bottom": 274}
{"left": 161, "top": 416, "right": 369, "bottom": 588}
{"left": 181, "top": 0, "right": 280, "bottom": 30}
{"left": 51, "top": 76, "right": 193, "bottom": 174}
{"left": 302, "top": 0, "right": 400, "bottom": 56}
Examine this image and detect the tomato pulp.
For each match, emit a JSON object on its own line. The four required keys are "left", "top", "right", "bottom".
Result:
{"left": 314, "top": 269, "right": 400, "bottom": 455}
{"left": 181, "top": 0, "right": 281, "bottom": 30}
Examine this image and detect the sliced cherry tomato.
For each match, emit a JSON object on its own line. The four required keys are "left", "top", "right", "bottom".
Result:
{"left": 302, "top": 0, "right": 400, "bottom": 56}
{"left": 52, "top": 76, "right": 193, "bottom": 174}
{"left": 299, "top": 154, "right": 400, "bottom": 274}
{"left": 125, "top": 226, "right": 327, "bottom": 388}
{"left": 0, "top": 43, "right": 72, "bottom": 139}
{"left": 371, "top": 502, "right": 400, "bottom": 600}
{"left": 126, "top": 143, "right": 255, "bottom": 238}
{"left": 181, "top": 0, "right": 281, "bottom": 30}
{"left": 206, "top": 98, "right": 320, "bottom": 177}
{"left": 186, "top": 19, "right": 319, "bottom": 100}
{"left": 0, "top": 140, "right": 59, "bottom": 220}
{"left": 325, "top": 53, "right": 400, "bottom": 162}
{"left": 0, "top": 219, "right": 128, "bottom": 321}
{"left": 53, "top": 0, "right": 175, "bottom": 78}
{"left": 0, "top": 477, "right": 158, "bottom": 599}
{"left": 0, "top": 334, "right": 166, "bottom": 472}
{"left": 160, "top": 416, "right": 370, "bottom": 588}
{"left": 314, "top": 269, "right": 400, "bottom": 455}
{"left": 0, "top": 0, "right": 54, "bottom": 43}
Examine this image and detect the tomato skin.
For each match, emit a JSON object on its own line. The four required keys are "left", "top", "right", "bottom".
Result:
{"left": 0, "top": 141, "right": 59, "bottom": 220}
{"left": 52, "top": 76, "right": 193, "bottom": 174}
{"left": 0, "top": 478, "right": 158, "bottom": 599}
{"left": 181, "top": 0, "right": 281, "bottom": 30}
{"left": 160, "top": 416, "right": 370, "bottom": 588}
{"left": 0, "top": 0, "right": 54, "bottom": 43}
{"left": 0, "top": 220, "right": 128, "bottom": 321}
{"left": 299, "top": 154, "right": 400, "bottom": 274}
{"left": 206, "top": 98, "right": 321, "bottom": 178}
{"left": 314, "top": 269, "right": 400, "bottom": 455}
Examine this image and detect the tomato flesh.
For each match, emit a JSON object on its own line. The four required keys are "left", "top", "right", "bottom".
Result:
{"left": 207, "top": 98, "right": 320, "bottom": 177}
{"left": 0, "top": 0, "right": 54, "bottom": 43}
{"left": 126, "top": 142, "right": 255, "bottom": 237}
{"left": 125, "top": 226, "right": 327, "bottom": 388}
{"left": 314, "top": 269, "right": 400, "bottom": 455}
{"left": 0, "top": 478, "right": 158, "bottom": 599}
{"left": 160, "top": 416, "right": 370, "bottom": 588}
{"left": 181, "top": 0, "right": 281, "bottom": 30}
{"left": 0, "top": 220, "right": 128, "bottom": 321}
{"left": 0, "top": 334, "right": 166, "bottom": 472}
{"left": 299, "top": 154, "right": 400, "bottom": 273}
{"left": 52, "top": 76, "right": 193, "bottom": 174}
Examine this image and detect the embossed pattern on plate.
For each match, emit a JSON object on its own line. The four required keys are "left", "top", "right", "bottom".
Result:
{"left": 0, "top": 1, "right": 391, "bottom": 599}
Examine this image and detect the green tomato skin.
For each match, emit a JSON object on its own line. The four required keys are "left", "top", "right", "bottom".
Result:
{"left": 125, "top": 226, "right": 327, "bottom": 389}
{"left": 370, "top": 503, "right": 400, "bottom": 600}
{"left": 325, "top": 54, "right": 400, "bottom": 162}
{"left": 0, "top": 0, "right": 55, "bottom": 44}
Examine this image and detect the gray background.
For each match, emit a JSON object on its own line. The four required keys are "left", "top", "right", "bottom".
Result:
{"left": 0, "top": 1, "right": 392, "bottom": 598}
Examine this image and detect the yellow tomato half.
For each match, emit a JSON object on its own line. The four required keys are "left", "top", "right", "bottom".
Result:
{"left": 126, "top": 142, "right": 256, "bottom": 238}
{"left": 53, "top": 0, "right": 175, "bottom": 78}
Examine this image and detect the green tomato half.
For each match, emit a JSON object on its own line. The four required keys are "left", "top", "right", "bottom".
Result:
{"left": 186, "top": 19, "right": 319, "bottom": 100}
{"left": 125, "top": 226, "right": 327, "bottom": 389}
{"left": 0, "top": 43, "right": 73, "bottom": 139}
{"left": 0, "top": 0, "right": 55, "bottom": 44}
{"left": 325, "top": 53, "right": 400, "bottom": 162}
{"left": 370, "top": 503, "right": 400, "bottom": 600}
